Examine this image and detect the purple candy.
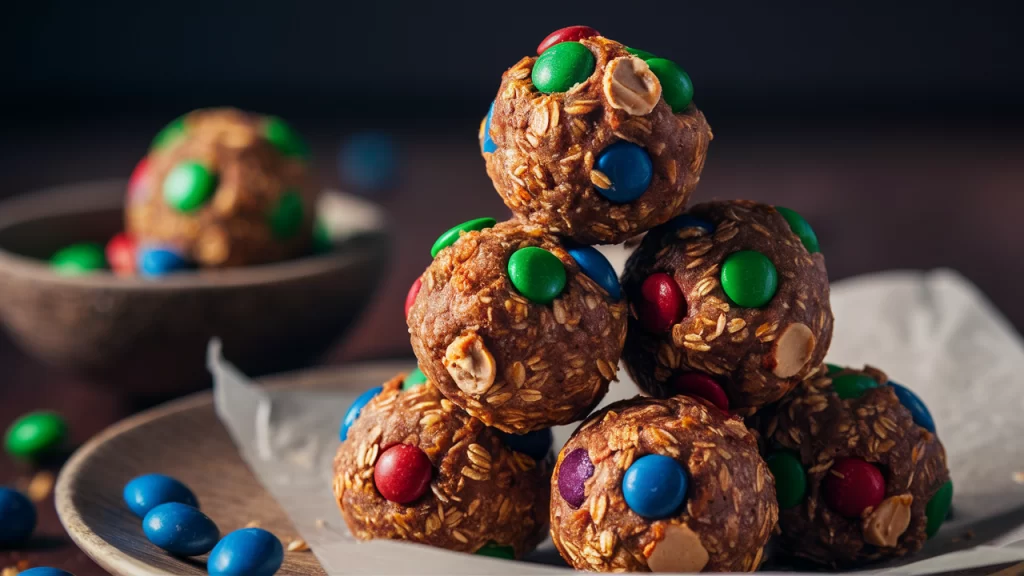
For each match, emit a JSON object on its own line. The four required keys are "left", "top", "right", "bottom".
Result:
{"left": 558, "top": 448, "right": 594, "bottom": 508}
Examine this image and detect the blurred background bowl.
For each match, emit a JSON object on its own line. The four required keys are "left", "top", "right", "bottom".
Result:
{"left": 0, "top": 180, "right": 390, "bottom": 400}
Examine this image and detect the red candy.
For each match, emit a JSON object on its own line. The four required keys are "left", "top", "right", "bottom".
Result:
{"left": 637, "top": 273, "right": 685, "bottom": 332}
{"left": 374, "top": 444, "right": 432, "bottom": 504}
{"left": 128, "top": 157, "right": 149, "bottom": 199}
{"left": 106, "top": 233, "right": 137, "bottom": 276}
{"left": 536, "top": 25, "right": 601, "bottom": 55}
{"left": 405, "top": 277, "right": 422, "bottom": 319}
{"left": 823, "top": 457, "right": 886, "bottom": 518}
{"left": 673, "top": 373, "right": 729, "bottom": 412}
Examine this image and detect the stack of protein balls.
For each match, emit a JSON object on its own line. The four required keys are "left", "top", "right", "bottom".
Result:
{"left": 332, "top": 25, "right": 952, "bottom": 572}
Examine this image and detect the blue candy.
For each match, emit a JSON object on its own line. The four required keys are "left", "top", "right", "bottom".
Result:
{"left": 499, "top": 428, "right": 554, "bottom": 461}
{"left": 340, "top": 386, "right": 383, "bottom": 441}
{"left": 143, "top": 502, "right": 220, "bottom": 556}
{"left": 0, "top": 487, "right": 36, "bottom": 545}
{"left": 208, "top": 528, "right": 284, "bottom": 576}
{"left": 338, "top": 132, "right": 399, "bottom": 192}
{"left": 622, "top": 454, "right": 688, "bottom": 519}
{"left": 568, "top": 246, "right": 621, "bottom": 300}
{"left": 660, "top": 214, "right": 715, "bottom": 238}
{"left": 593, "top": 141, "right": 653, "bottom": 203}
{"left": 138, "top": 246, "right": 191, "bottom": 277}
{"left": 19, "top": 569, "right": 75, "bottom": 576}
{"left": 889, "top": 381, "right": 936, "bottom": 433}
{"left": 481, "top": 102, "right": 498, "bottom": 153}
{"left": 123, "top": 474, "right": 199, "bottom": 518}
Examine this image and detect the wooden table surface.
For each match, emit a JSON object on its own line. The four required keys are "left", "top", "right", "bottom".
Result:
{"left": 1, "top": 124, "right": 1022, "bottom": 574}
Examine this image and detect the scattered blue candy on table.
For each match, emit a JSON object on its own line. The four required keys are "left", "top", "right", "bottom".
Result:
{"left": 0, "top": 486, "right": 36, "bottom": 545}
{"left": 660, "top": 214, "right": 715, "bottom": 238}
{"left": 339, "top": 386, "right": 383, "bottom": 441}
{"left": 593, "top": 141, "right": 653, "bottom": 203}
{"left": 138, "top": 246, "right": 192, "bottom": 277}
{"left": 143, "top": 502, "right": 220, "bottom": 556}
{"left": 18, "top": 569, "right": 75, "bottom": 576}
{"left": 499, "top": 428, "right": 554, "bottom": 461}
{"left": 208, "top": 527, "right": 284, "bottom": 576}
{"left": 889, "top": 381, "right": 936, "bottom": 433}
{"left": 338, "top": 132, "right": 399, "bottom": 193}
{"left": 123, "top": 474, "right": 199, "bottom": 518}
{"left": 567, "top": 246, "right": 621, "bottom": 300}
{"left": 481, "top": 101, "right": 498, "bottom": 153}
{"left": 622, "top": 454, "right": 689, "bottom": 519}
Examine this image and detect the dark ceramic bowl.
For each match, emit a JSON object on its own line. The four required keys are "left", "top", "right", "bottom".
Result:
{"left": 0, "top": 180, "right": 390, "bottom": 399}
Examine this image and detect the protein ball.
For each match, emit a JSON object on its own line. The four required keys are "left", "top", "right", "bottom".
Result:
{"left": 332, "top": 373, "right": 549, "bottom": 558}
{"left": 408, "top": 219, "right": 627, "bottom": 433}
{"left": 621, "top": 200, "right": 833, "bottom": 415}
{"left": 550, "top": 396, "right": 777, "bottom": 572}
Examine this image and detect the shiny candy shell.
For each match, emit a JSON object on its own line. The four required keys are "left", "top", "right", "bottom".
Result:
{"left": 339, "top": 386, "right": 383, "bottom": 441}
{"left": 128, "top": 157, "right": 151, "bottom": 203}
{"left": 720, "top": 250, "right": 778, "bottom": 308}
{"left": 50, "top": 243, "right": 106, "bottom": 276}
{"left": 507, "top": 247, "right": 567, "bottom": 304}
{"left": 5, "top": 411, "right": 67, "bottom": 459}
{"left": 637, "top": 273, "right": 685, "bottom": 333}
{"left": 17, "top": 569, "right": 74, "bottom": 576}
{"left": 476, "top": 541, "right": 516, "bottom": 559}
{"left": 832, "top": 373, "right": 879, "bottom": 400}
{"left": 163, "top": 161, "right": 216, "bottom": 212}
{"left": 402, "top": 368, "right": 427, "bottom": 391}
{"left": 0, "top": 487, "right": 36, "bottom": 545}
{"left": 404, "top": 277, "right": 422, "bottom": 319}
{"left": 123, "top": 473, "right": 199, "bottom": 518}
{"left": 593, "top": 141, "right": 653, "bottom": 203}
{"left": 106, "top": 233, "right": 137, "bottom": 276}
{"left": 822, "top": 458, "right": 885, "bottom": 518}
{"left": 775, "top": 206, "right": 820, "bottom": 254}
{"left": 267, "top": 190, "right": 304, "bottom": 239}
{"left": 926, "top": 480, "right": 953, "bottom": 538}
{"left": 889, "top": 381, "right": 936, "bottom": 433}
{"left": 499, "top": 428, "right": 554, "bottom": 461}
{"left": 263, "top": 116, "right": 309, "bottom": 159}
{"left": 151, "top": 116, "right": 186, "bottom": 151}
{"left": 374, "top": 444, "right": 433, "bottom": 504}
{"left": 532, "top": 41, "right": 596, "bottom": 94}
{"left": 481, "top": 102, "right": 497, "bottom": 154}
{"left": 536, "top": 25, "right": 600, "bottom": 55}
{"left": 622, "top": 454, "right": 688, "bottom": 519}
{"left": 558, "top": 448, "right": 594, "bottom": 508}
{"left": 625, "top": 46, "right": 656, "bottom": 60}
{"left": 431, "top": 217, "right": 496, "bottom": 258}
{"left": 138, "top": 247, "right": 192, "bottom": 277}
{"left": 339, "top": 132, "right": 398, "bottom": 191}
{"left": 767, "top": 452, "right": 806, "bottom": 509}
{"left": 208, "top": 528, "right": 284, "bottom": 576}
{"left": 144, "top": 502, "right": 219, "bottom": 556}
{"left": 646, "top": 58, "right": 693, "bottom": 113}
{"left": 567, "top": 245, "right": 620, "bottom": 299}
{"left": 672, "top": 373, "right": 729, "bottom": 412}
{"left": 659, "top": 214, "right": 714, "bottom": 240}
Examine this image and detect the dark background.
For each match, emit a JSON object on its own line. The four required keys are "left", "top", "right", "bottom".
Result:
{"left": 1, "top": 2, "right": 1023, "bottom": 573}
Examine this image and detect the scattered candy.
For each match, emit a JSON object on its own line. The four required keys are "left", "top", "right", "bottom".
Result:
{"left": 558, "top": 448, "right": 594, "bottom": 508}
{"left": 338, "top": 132, "right": 398, "bottom": 191}
{"left": 137, "top": 246, "right": 192, "bottom": 277}
{"left": 267, "top": 190, "right": 304, "bottom": 240}
{"left": 822, "top": 458, "right": 885, "bottom": 518}
{"left": 50, "top": 243, "right": 106, "bottom": 276}
{"left": 536, "top": 25, "right": 600, "bottom": 55}
{"left": 143, "top": 502, "right": 220, "bottom": 556}
{"left": 402, "top": 368, "right": 427, "bottom": 391}
{"left": 312, "top": 220, "right": 332, "bottom": 254}
{"left": 658, "top": 214, "right": 715, "bottom": 239}
{"left": 106, "top": 233, "right": 137, "bottom": 275}
{"left": 568, "top": 246, "right": 620, "bottom": 299}
{"left": 208, "top": 527, "right": 284, "bottom": 576}
{"left": 637, "top": 273, "right": 685, "bottom": 332}
{"left": 507, "top": 247, "right": 567, "bottom": 304}
{"left": 625, "top": 46, "right": 656, "bottom": 60}
{"left": 163, "top": 161, "right": 216, "bottom": 212}
{"left": 0, "top": 487, "right": 36, "bottom": 545}
{"left": 476, "top": 541, "right": 515, "bottom": 559}
{"left": 404, "top": 277, "right": 422, "bottom": 319}
{"left": 672, "top": 373, "right": 729, "bottom": 412}
{"left": 646, "top": 58, "right": 693, "bottom": 113}
{"left": 263, "top": 116, "right": 309, "bottom": 159}
{"left": 775, "top": 206, "right": 820, "bottom": 254}
{"left": 889, "top": 381, "right": 936, "bottom": 433}
{"left": 767, "top": 452, "right": 807, "bottom": 509}
{"left": 128, "top": 157, "right": 151, "bottom": 203}
{"left": 622, "top": 454, "right": 688, "bottom": 519}
{"left": 832, "top": 372, "right": 879, "bottom": 400}
{"left": 499, "top": 428, "right": 554, "bottom": 461}
{"left": 826, "top": 363, "right": 843, "bottom": 374}
{"left": 431, "top": 218, "right": 497, "bottom": 258}
{"left": 925, "top": 480, "right": 953, "bottom": 538}
{"left": 151, "top": 116, "right": 186, "bottom": 151}
{"left": 532, "top": 42, "right": 596, "bottom": 94}
{"left": 123, "top": 474, "right": 199, "bottom": 518}
{"left": 5, "top": 411, "right": 67, "bottom": 460}
{"left": 592, "top": 141, "right": 653, "bottom": 203}
{"left": 339, "top": 386, "right": 383, "bottom": 442}
{"left": 720, "top": 250, "right": 778, "bottom": 308}
{"left": 481, "top": 102, "right": 497, "bottom": 154}
{"left": 18, "top": 568, "right": 75, "bottom": 576}
{"left": 374, "top": 444, "right": 432, "bottom": 504}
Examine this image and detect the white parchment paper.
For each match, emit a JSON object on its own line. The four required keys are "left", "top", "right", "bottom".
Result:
{"left": 210, "top": 269, "right": 1024, "bottom": 574}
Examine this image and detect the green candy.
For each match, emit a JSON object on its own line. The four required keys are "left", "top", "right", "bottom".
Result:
{"left": 720, "top": 250, "right": 778, "bottom": 308}
{"left": 625, "top": 47, "right": 656, "bottom": 60}
{"left": 263, "top": 116, "right": 309, "bottom": 159}
{"left": 925, "top": 480, "right": 953, "bottom": 538}
{"left": 832, "top": 373, "right": 879, "bottom": 400}
{"left": 402, "top": 368, "right": 428, "bottom": 391}
{"left": 151, "top": 116, "right": 187, "bottom": 151}
{"left": 775, "top": 206, "right": 820, "bottom": 254}
{"left": 268, "top": 190, "right": 304, "bottom": 239}
{"left": 475, "top": 541, "right": 515, "bottom": 560}
{"left": 312, "top": 219, "right": 332, "bottom": 254}
{"left": 646, "top": 58, "right": 694, "bottom": 113}
{"left": 826, "top": 363, "right": 843, "bottom": 375}
{"left": 507, "top": 247, "right": 566, "bottom": 304}
{"left": 163, "top": 161, "right": 217, "bottom": 212}
{"left": 431, "top": 218, "right": 496, "bottom": 258}
{"left": 5, "top": 411, "right": 67, "bottom": 459}
{"left": 766, "top": 452, "right": 806, "bottom": 509}
{"left": 532, "top": 42, "right": 596, "bottom": 94}
{"left": 50, "top": 243, "right": 106, "bottom": 276}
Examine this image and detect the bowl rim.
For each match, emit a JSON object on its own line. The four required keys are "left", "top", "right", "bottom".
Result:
{"left": 0, "top": 179, "right": 390, "bottom": 290}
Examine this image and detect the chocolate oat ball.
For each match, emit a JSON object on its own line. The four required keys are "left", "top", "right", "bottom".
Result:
{"left": 621, "top": 200, "right": 833, "bottom": 415}
{"left": 407, "top": 219, "right": 627, "bottom": 433}
{"left": 758, "top": 364, "right": 951, "bottom": 567}
{"left": 332, "top": 371, "right": 550, "bottom": 558}
{"left": 550, "top": 396, "right": 777, "bottom": 572}
{"left": 480, "top": 26, "right": 712, "bottom": 244}
{"left": 126, "top": 108, "right": 315, "bottom": 270}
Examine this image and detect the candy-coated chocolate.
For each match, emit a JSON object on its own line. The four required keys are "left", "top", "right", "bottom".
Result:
{"left": 267, "top": 190, "right": 304, "bottom": 239}
{"left": 822, "top": 458, "right": 885, "bottom": 518}
{"left": 5, "top": 411, "right": 67, "bottom": 460}
{"left": 621, "top": 454, "right": 688, "bottom": 519}
{"left": 50, "top": 243, "right": 106, "bottom": 276}
{"left": 826, "top": 363, "right": 843, "bottom": 374}
{"left": 128, "top": 157, "right": 151, "bottom": 202}
{"left": 499, "top": 428, "right": 554, "bottom": 461}
{"left": 481, "top": 102, "right": 497, "bottom": 153}
{"left": 925, "top": 480, "right": 953, "bottom": 538}
{"left": 163, "top": 161, "right": 216, "bottom": 212}
{"left": 672, "top": 373, "right": 729, "bottom": 412}
{"left": 532, "top": 42, "right": 596, "bottom": 94}
{"left": 144, "top": 502, "right": 219, "bottom": 556}
{"left": 339, "top": 386, "right": 383, "bottom": 442}
{"left": 625, "top": 46, "right": 656, "bottom": 60}
{"left": 637, "top": 272, "right": 685, "bottom": 333}
{"left": 567, "top": 245, "right": 620, "bottom": 299}
{"left": 312, "top": 220, "right": 332, "bottom": 254}
{"left": 263, "top": 116, "right": 309, "bottom": 159}
{"left": 404, "top": 277, "right": 422, "bottom": 319}
{"left": 0, "top": 487, "right": 35, "bottom": 545}
{"left": 339, "top": 132, "right": 398, "bottom": 191}
{"left": 207, "top": 528, "right": 284, "bottom": 576}
{"left": 557, "top": 448, "right": 594, "bottom": 508}
{"left": 151, "top": 116, "right": 186, "bottom": 151}
{"left": 507, "top": 247, "right": 567, "bottom": 304}
{"left": 775, "top": 206, "right": 820, "bottom": 254}
{"left": 374, "top": 444, "right": 432, "bottom": 504}
{"left": 832, "top": 373, "right": 879, "bottom": 400}
{"left": 106, "top": 233, "right": 137, "bottom": 276}
{"left": 767, "top": 452, "right": 806, "bottom": 509}
{"left": 138, "top": 247, "right": 192, "bottom": 277}
{"left": 431, "top": 217, "right": 497, "bottom": 258}
{"left": 646, "top": 58, "right": 693, "bottom": 113}
{"left": 475, "top": 541, "right": 516, "bottom": 559}
{"left": 536, "top": 25, "right": 600, "bottom": 55}
{"left": 17, "top": 569, "right": 74, "bottom": 576}
{"left": 401, "top": 368, "right": 427, "bottom": 390}
{"left": 123, "top": 474, "right": 199, "bottom": 518}
{"left": 720, "top": 250, "right": 778, "bottom": 308}
{"left": 889, "top": 381, "right": 936, "bottom": 433}
{"left": 593, "top": 141, "right": 653, "bottom": 203}
{"left": 659, "top": 214, "right": 714, "bottom": 239}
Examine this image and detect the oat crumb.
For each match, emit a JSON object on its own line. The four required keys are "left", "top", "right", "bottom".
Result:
{"left": 315, "top": 518, "right": 327, "bottom": 529}
{"left": 2, "top": 567, "right": 20, "bottom": 576}
{"left": 27, "top": 471, "right": 55, "bottom": 502}
{"left": 244, "top": 520, "right": 261, "bottom": 528}
{"left": 287, "top": 538, "right": 310, "bottom": 552}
